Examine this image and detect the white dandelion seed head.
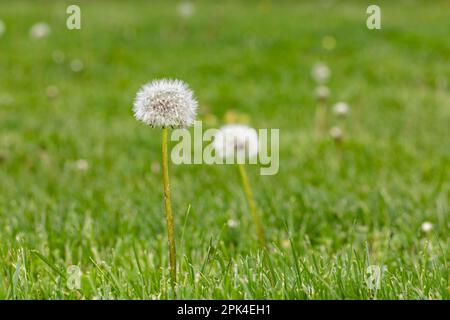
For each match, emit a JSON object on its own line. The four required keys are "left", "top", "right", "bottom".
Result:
{"left": 133, "top": 79, "right": 198, "bottom": 128}
{"left": 30, "top": 22, "right": 51, "bottom": 39}
{"left": 329, "top": 126, "right": 343, "bottom": 140}
{"left": 311, "top": 62, "right": 330, "bottom": 84}
{"left": 315, "top": 85, "right": 330, "bottom": 100}
{"left": 74, "top": 159, "right": 89, "bottom": 171}
{"left": 70, "top": 59, "right": 84, "bottom": 73}
{"left": 177, "top": 1, "right": 195, "bottom": 19}
{"left": 421, "top": 221, "right": 433, "bottom": 233}
{"left": 333, "top": 102, "right": 349, "bottom": 117}
{"left": 227, "top": 219, "right": 239, "bottom": 229}
{"left": 213, "top": 124, "right": 259, "bottom": 159}
{"left": 0, "top": 20, "right": 5, "bottom": 37}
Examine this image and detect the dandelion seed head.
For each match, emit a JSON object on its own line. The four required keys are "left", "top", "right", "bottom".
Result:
{"left": 213, "top": 124, "right": 258, "bottom": 159}
{"left": 0, "top": 20, "right": 5, "bottom": 37}
{"left": 75, "top": 159, "right": 89, "bottom": 171}
{"left": 315, "top": 85, "right": 330, "bottom": 100}
{"left": 311, "top": 62, "right": 330, "bottom": 84}
{"left": 177, "top": 1, "right": 195, "bottom": 19}
{"left": 227, "top": 219, "right": 239, "bottom": 229}
{"left": 421, "top": 221, "right": 433, "bottom": 233}
{"left": 329, "top": 126, "right": 343, "bottom": 140}
{"left": 70, "top": 59, "right": 84, "bottom": 73}
{"left": 133, "top": 79, "right": 198, "bottom": 128}
{"left": 30, "top": 22, "right": 50, "bottom": 39}
{"left": 333, "top": 102, "right": 349, "bottom": 117}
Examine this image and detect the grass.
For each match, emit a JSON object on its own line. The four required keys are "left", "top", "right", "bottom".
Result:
{"left": 0, "top": 0, "right": 449, "bottom": 299}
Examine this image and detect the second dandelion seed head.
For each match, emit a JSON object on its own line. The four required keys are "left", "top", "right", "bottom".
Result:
{"left": 213, "top": 125, "right": 259, "bottom": 160}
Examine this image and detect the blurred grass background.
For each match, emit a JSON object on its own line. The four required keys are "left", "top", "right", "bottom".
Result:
{"left": 0, "top": 0, "right": 449, "bottom": 299}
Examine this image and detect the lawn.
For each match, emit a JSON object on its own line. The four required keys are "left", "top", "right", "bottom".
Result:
{"left": 0, "top": 0, "right": 448, "bottom": 299}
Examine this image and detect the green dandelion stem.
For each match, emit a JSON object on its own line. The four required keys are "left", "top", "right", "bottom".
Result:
{"left": 237, "top": 163, "right": 266, "bottom": 246}
{"left": 162, "top": 127, "right": 177, "bottom": 291}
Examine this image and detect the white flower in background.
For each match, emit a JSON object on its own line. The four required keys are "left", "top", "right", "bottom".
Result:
{"left": 70, "top": 59, "right": 84, "bottom": 72}
{"left": 421, "top": 221, "right": 433, "bottom": 233}
{"left": 213, "top": 124, "right": 259, "bottom": 160}
{"left": 52, "top": 50, "right": 65, "bottom": 64}
{"left": 46, "top": 85, "right": 59, "bottom": 99}
{"left": 315, "top": 85, "right": 330, "bottom": 100}
{"left": 227, "top": 219, "right": 239, "bottom": 229}
{"left": 0, "top": 20, "right": 5, "bottom": 37}
{"left": 177, "top": 1, "right": 195, "bottom": 19}
{"left": 333, "top": 102, "right": 349, "bottom": 117}
{"left": 75, "top": 159, "right": 89, "bottom": 171}
{"left": 311, "top": 62, "right": 330, "bottom": 84}
{"left": 329, "top": 126, "right": 343, "bottom": 140}
{"left": 30, "top": 22, "right": 51, "bottom": 39}
{"left": 133, "top": 79, "right": 198, "bottom": 128}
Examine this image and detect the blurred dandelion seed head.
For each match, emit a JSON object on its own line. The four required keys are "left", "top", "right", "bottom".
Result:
{"left": 0, "top": 20, "right": 5, "bottom": 37}
{"left": 213, "top": 124, "right": 259, "bottom": 159}
{"left": 70, "top": 59, "right": 84, "bottom": 73}
{"left": 227, "top": 219, "right": 239, "bottom": 229}
{"left": 75, "top": 159, "right": 89, "bottom": 171}
{"left": 177, "top": 1, "right": 195, "bottom": 19}
{"left": 421, "top": 221, "right": 433, "bottom": 233}
{"left": 329, "top": 126, "right": 343, "bottom": 140}
{"left": 133, "top": 79, "right": 198, "bottom": 128}
{"left": 30, "top": 22, "right": 50, "bottom": 39}
{"left": 315, "top": 85, "right": 330, "bottom": 100}
{"left": 312, "top": 62, "right": 331, "bottom": 84}
{"left": 333, "top": 102, "right": 349, "bottom": 117}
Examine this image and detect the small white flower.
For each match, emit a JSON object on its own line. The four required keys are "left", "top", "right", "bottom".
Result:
{"left": 315, "top": 85, "right": 330, "bottom": 100}
{"left": 0, "top": 20, "right": 5, "bottom": 37}
{"left": 333, "top": 102, "right": 349, "bottom": 117}
{"left": 177, "top": 1, "right": 195, "bottom": 19}
{"left": 213, "top": 124, "right": 259, "bottom": 160}
{"left": 133, "top": 79, "right": 198, "bottom": 128}
{"left": 75, "top": 159, "right": 89, "bottom": 171}
{"left": 227, "top": 219, "right": 239, "bottom": 229}
{"left": 52, "top": 50, "right": 65, "bottom": 64}
{"left": 30, "top": 22, "right": 50, "bottom": 39}
{"left": 329, "top": 126, "right": 343, "bottom": 140}
{"left": 311, "top": 62, "right": 330, "bottom": 84}
{"left": 421, "top": 221, "right": 433, "bottom": 233}
{"left": 70, "top": 59, "right": 84, "bottom": 72}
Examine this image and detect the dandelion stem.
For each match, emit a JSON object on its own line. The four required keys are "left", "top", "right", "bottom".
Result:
{"left": 237, "top": 164, "right": 266, "bottom": 246}
{"left": 315, "top": 100, "right": 328, "bottom": 137}
{"left": 162, "top": 127, "right": 177, "bottom": 292}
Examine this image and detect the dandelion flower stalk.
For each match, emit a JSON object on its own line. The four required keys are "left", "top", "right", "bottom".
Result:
{"left": 237, "top": 163, "right": 266, "bottom": 245}
{"left": 133, "top": 78, "right": 198, "bottom": 294}
{"left": 161, "top": 126, "right": 177, "bottom": 287}
{"left": 213, "top": 124, "right": 266, "bottom": 246}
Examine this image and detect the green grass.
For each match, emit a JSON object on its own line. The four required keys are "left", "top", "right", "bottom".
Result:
{"left": 0, "top": 0, "right": 449, "bottom": 299}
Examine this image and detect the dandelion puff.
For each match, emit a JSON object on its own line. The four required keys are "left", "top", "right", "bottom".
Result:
{"left": 176, "top": 1, "right": 195, "bottom": 19}
{"left": 213, "top": 125, "right": 258, "bottom": 160}
{"left": 421, "top": 221, "right": 433, "bottom": 233}
{"left": 133, "top": 79, "right": 197, "bottom": 128}
{"left": 70, "top": 59, "right": 84, "bottom": 73}
{"left": 0, "top": 20, "right": 5, "bottom": 37}
{"left": 329, "top": 126, "right": 343, "bottom": 141}
{"left": 30, "top": 22, "right": 50, "bottom": 39}
{"left": 311, "top": 62, "right": 330, "bottom": 84}
{"left": 315, "top": 85, "right": 330, "bottom": 101}
{"left": 227, "top": 219, "right": 239, "bottom": 229}
{"left": 333, "top": 102, "right": 349, "bottom": 117}
{"left": 75, "top": 159, "right": 89, "bottom": 171}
